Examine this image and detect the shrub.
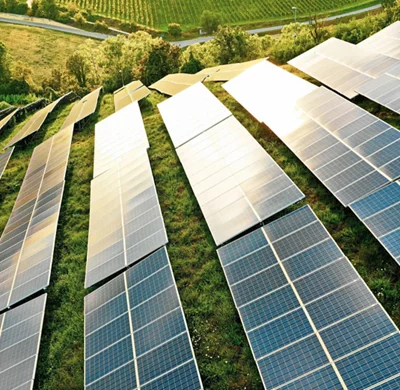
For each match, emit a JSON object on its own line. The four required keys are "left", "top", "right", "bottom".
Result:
{"left": 74, "top": 11, "right": 87, "bottom": 26}
{"left": 200, "top": 10, "right": 221, "bottom": 33}
{"left": 168, "top": 23, "right": 182, "bottom": 37}
{"left": 94, "top": 20, "right": 109, "bottom": 32}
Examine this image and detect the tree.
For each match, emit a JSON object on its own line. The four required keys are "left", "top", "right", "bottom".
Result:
{"left": 200, "top": 10, "right": 221, "bottom": 33}
{"left": 168, "top": 23, "right": 182, "bottom": 37}
{"left": 66, "top": 52, "right": 89, "bottom": 87}
{"left": 180, "top": 52, "right": 204, "bottom": 73}
{"left": 308, "top": 14, "right": 328, "bottom": 44}
{"left": 40, "top": 0, "right": 58, "bottom": 19}
{"left": 135, "top": 39, "right": 180, "bottom": 85}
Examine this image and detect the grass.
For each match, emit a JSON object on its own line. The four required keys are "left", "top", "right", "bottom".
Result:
{"left": 0, "top": 22, "right": 93, "bottom": 82}
{"left": 0, "top": 78, "right": 398, "bottom": 390}
{"left": 59, "top": 0, "right": 379, "bottom": 30}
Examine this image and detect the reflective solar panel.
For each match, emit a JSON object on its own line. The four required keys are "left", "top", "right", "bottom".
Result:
{"left": 224, "top": 62, "right": 393, "bottom": 205}
{"left": 217, "top": 205, "right": 400, "bottom": 389}
{"left": 150, "top": 74, "right": 207, "bottom": 96}
{"left": 0, "top": 147, "right": 14, "bottom": 180}
{"left": 0, "top": 294, "right": 46, "bottom": 390}
{"left": 61, "top": 88, "right": 102, "bottom": 130}
{"left": 4, "top": 94, "right": 68, "bottom": 148}
{"left": 84, "top": 247, "right": 203, "bottom": 390}
{"left": 94, "top": 102, "right": 149, "bottom": 178}
{"left": 158, "top": 82, "right": 231, "bottom": 148}
{"left": 350, "top": 181, "right": 400, "bottom": 265}
{"left": 0, "top": 109, "right": 19, "bottom": 133}
{"left": 177, "top": 115, "right": 304, "bottom": 245}
{"left": 0, "top": 127, "right": 73, "bottom": 311}
{"left": 85, "top": 149, "right": 168, "bottom": 288}
{"left": 114, "top": 81, "right": 151, "bottom": 112}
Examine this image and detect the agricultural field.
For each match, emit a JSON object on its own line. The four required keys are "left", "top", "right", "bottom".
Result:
{"left": 59, "top": 0, "right": 379, "bottom": 29}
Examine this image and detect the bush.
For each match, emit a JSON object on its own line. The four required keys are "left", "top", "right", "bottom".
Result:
{"left": 66, "top": 2, "right": 80, "bottom": 16}
{"left": 200, "top": 10, "right": 221, "bottom": 33}
{"left": 168, "top": 23, "right": 182, "bottom": 37}
{"left": 56, "top": 11, "right": 71, "bottom": 23}
{"left": 74, "top": 11, "right": 87, "bottom": 26}
{"left": 94, "top": 20, "right": 109, "bottom": 32}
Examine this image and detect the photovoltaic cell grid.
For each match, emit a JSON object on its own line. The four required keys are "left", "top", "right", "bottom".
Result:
{"left": 4, "top": 94, "right": 67, "bottom": 149}
{"left": 61, "top": 87, "right": 102, "bottom": 130}
{"left": 0, "top": 147, "right": 14, "bottom": 180}
{"left": 358, "top": 21, "right": 400, "bottom": 61}
{"left": 223, "top": 62, "right": 395, "bottom": 206}
{"left": 177, "top": 115, "right": 304, "bottom": 245}
{"left": 149, "top": 73, "right": 207, "bottom": 96}
{"left": 356, "top": 73, "right": 400, "bottom": 115}
{"left": 85, "top": 149, "right": 168, "bottom": 288}
{"left": 0, "top": 109, "right": 19, "bottom": 133}
{"left": 0, "top": 127, "right": 73, "bottom": 311}
{"left": 217, "top": 205, "right": 400, "bottom": 390}
{"left": 158, "top": 82, "right": 232, "bottom": 148}
{"left": 84, "top": 247, "right": 203, "bottom": 390}
{"left": 114, "top": 81, "right": 151, "bottom": 112}
{"left": 0, "top": 294, "right": 46, "bottom": 390}
{"left": 350, "top": 181, "right": 400, "bottom": 266}
{"left": 94, "top": 102, "right": 149, "bottom": 178}
{"left": 296, "top": 87, "right": 400, "bottom": 182}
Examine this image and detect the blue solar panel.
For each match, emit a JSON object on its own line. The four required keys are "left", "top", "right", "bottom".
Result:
{"left": 350, "top": 181, "right": 400, "bottom": 265}
{"left": 217, "top": 205, "right": 400, "bottom": 389}
{"left": 84, "top": 247, "right": 202, "bottom": 390}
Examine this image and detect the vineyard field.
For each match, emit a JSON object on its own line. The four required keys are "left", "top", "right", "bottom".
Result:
{"left": 59, "top": 0, "right": 379, "bottom": 29}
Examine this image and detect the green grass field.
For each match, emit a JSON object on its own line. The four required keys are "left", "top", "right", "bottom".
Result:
{"left": 0, "top": 78, "right": 398, "bottom": 389}
{"left": 59, "top": 0, "right": 379, "bottom": 29}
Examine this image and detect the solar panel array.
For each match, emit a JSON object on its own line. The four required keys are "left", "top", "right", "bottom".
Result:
{"left": 4, "top": 94, "right": 68, "bottom": 148}
{"left": 149, "top": 73, "right": 207, "bottom": 96}
{"left": 223, "top": 61, "right": 399, "bottom": 206}
{"left": 114, "top": 81, "right": 151, "bottom": 111}
{"left": 61, "top": 87, "right": 102, "bottom": 130}
{"left": 356, "top": 72, "right": 400, "bottom": 114}
{"left": 85, "top": 247, "right": 203, "bottom": 390}
{"left": 0, "top": 109, "right": 19, "bottom": 133}
{"left": 218, "top": 205, "right": 400, "bottom": 390}
{"left": 0, "top": 147, "right": 14, "bottom": 180}
{"left": 86, "top": 148, "right": 168, "bottom": 288}
{"left": 0, "top": 126, "right": 73, "bottom": 311}
{"left": 94, "top": 102, "right": 149, "bottom": 178}
{"left": 351, "top": 181, "right": 400, "bottom": 266}
{"left": 177, "top": 115, "right": 304, "bottom": 245}
{"left": 0, "top": 294, "right": 47, "bottom": 390}
{"left": 158, "top": 82, "right": 232, "bottom": 148}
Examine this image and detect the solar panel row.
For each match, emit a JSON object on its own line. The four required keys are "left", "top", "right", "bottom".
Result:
{"left": 150, "top": 74, "right": 207, "bottom": 96}
{"left": 4, "top": 94, "right": 69, "bottom": 149}
{"left": 218, "top": 205, "right": 400, "bottom": 390}
{"left": 85, "top": 148, "right": 168, "bottom": 288}
{"left": 84, "top": 247, "right": 203, "bottom": 390}
{"left": 61, "top": 88, "right": 102, "bottom": 130}
{"left": 0, "top": 294, "right": 47, "bottom": 390}
{"left": 0, "top": 147, "right": 14, "bottom": 180}
{"left": 0, "top": 109, "right": 19, "bottom": 133}
{"left": 114, "top": 81, "right": 151, "bottom": 111}
{"left": 94, "top": 102, "right": 149, "bottom": 178}
{"left": 0, "top": 126, "right": 73, "bottom": 312}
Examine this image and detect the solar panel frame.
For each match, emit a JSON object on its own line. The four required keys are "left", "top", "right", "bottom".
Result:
{"left": 0, "top": 147, "right": 14, "bottom": 180}
{"left": 0, "top": 109, "right": 19, "bottom": 134}
{"left": 150, "top": 74, "right": 207, "bottom": 96}
{"left": 114, "top": 85, "right": 151, "bottom": 112}
{"left": 0, "top": 293, "right": 47, "bottom": 390}
{"left": 217, "top": 205, "right": 400, "bottom": 389}
{"left": 84, "top": 247, "right": 203, "bottom": 390}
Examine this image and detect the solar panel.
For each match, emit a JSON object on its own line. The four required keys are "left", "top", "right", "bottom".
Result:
{"left": 350, "top": 181, "right": 400, "bottom": 266}
{"left": 217, "top": 205, "right": 400, "bottom": 390}
{"left": 177, "top": 115, "right": 304, "bottom": 245}
{"left": 4, "top": 94, "right": 68, "bottom": 148}
{"left": 150, "top": 73, "right": 207, "bottom": 96}
{"left": 85, "top": 148, "right": 168, "bottom": 288}
{"left": 94, "top": 102, "right": 149, "bottom": 178}
{"left": 0, "top": 126, "right": 73, "bottom": 311}
{"left": 158, "top": 82, "right": 231, "bottom": 148}
{"left": 0, "top": 108, "right": 19, "bottom": 133}
{"left": 358, "top": 22, "right": 400, "bottom": 60}
{"left": 356, "top": 73, "right": 400, "bottom": 115}
{"left": 84, "top": 247, "right": 203, "bottom": 390}
{"left": 60, "top": 88, "right": 102, "bottom": 130}
{"left": 297, "top": 87, "right": 400, "bottom": 181}
{"left": 0, "top": 294, "right": 46, "bottom": 390}
{"left": 114, "top": 81, "right": 151, "bottom": 112}
{"left": 223, "top": 62, "right": 393, "bottom": 205}
{"left": 0, "top": 147, "right": 14, "bottom": 180}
